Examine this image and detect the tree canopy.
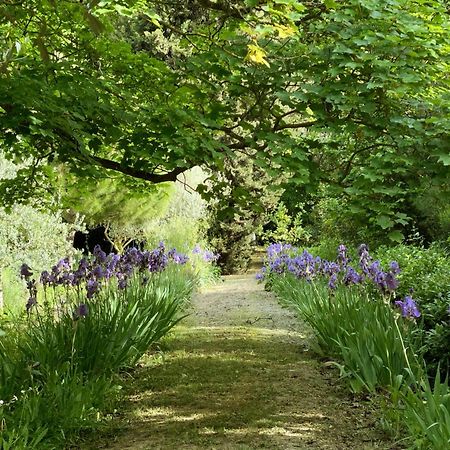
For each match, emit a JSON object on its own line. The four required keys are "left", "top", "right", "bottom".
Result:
{"left": 1, "top": 0, "right": 449, "bottom": 238}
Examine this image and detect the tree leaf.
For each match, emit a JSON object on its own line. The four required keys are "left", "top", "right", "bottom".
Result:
{"left": 437, "top": 153, "right": 450, "bottom": 166}
{"left": 388, "top": 230, "right": 404, "bottom": 243}
{"left": 83, "top": 10, "right": 105, "bottom": 34}
{"left": 376, "top": 215, "right": 394, "bottom": 230}
{"left": 245, "top": 43, "right": 270, "bottom": 67}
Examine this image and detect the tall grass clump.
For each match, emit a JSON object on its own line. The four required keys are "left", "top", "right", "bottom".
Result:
{"left": 0, "top": 242, "right": 196, "bottom": 448}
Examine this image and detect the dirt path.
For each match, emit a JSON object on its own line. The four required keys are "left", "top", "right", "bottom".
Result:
{"left": 93, "top": 275, "right": 398, "bottom": 450}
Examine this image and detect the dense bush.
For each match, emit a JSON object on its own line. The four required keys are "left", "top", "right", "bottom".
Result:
{"left": 0, "top": 204, "right": 82, "bottom": 274}
{"left": 259, "top": 202, "right": 311, "bottom": 247}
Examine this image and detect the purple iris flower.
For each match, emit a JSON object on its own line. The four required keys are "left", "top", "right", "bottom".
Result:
{"left": 93, "top": 245, "right": 107, "bottom": 264}
{"left": 337, "top": 244, "right": 349, "bottom": 268}
{"left": 60, "top": 272, "right": 74, "bottom": 286}
{"left": 26, "top": 296, "right": 37, "bottom": 312}
{"left": 373, "top": 270, "right": 387, "bottom": 291}
{"left": 124, "top": 247, "right": 143, "bottom": 266}
{"left": 328, "top": 273, "right": 337, "bottom": 290}
{"left": 73, "top": 303, "right": 89, "bottom": 320}
{"left": 92, "top": 265, "right": 105, "bottom": 279}
{"left": 56, "top": 257, "right": 71, "bottom": 271}
{"left": 118, "top": 278, "right": 128, "bottom": 290}
{"left": 86, "top": 279, "right": 99, "bottom": 299}
{"left": 395, "top": 296, "right": 421, "bottom": 319}
{"left": 389, "top": 261, "right": 401, "bottom": 275}
{"left": 203, "top": 250, "right": 219, "bottom": 262}
{"left": 168, "top": 249, "right": 189, "bottom": 264}
{"left": 358, "top": 244, "right": 371, "bottom": 274}
{"left": 106, "top": 254, "right": 120, "bottom": 277}
{"left": 385, "top": 272, "right": 399, "bottom": 291}
{"left": 343, "top": 266, "right": 361, "bottom": 285}
{"left": 40, "top": 270, "right": 52, "bottom": 286}
{"left": 20, "top": 263, "right": 33, "bottom": 279}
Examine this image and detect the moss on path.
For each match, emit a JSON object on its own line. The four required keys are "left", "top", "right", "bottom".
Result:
{"left": 92, "top": 275, "right": 398, "bottom": 450}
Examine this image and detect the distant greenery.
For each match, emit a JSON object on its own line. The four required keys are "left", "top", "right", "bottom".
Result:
{"left": 62, "top": 174, "right": 173, "bottom": 253}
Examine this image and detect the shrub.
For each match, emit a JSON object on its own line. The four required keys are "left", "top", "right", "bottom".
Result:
{"left": 0, "top": 205, "right": 82, "bottom": 274}
{"left": 376, "top": 244, "right": 450, "bottom": 376}
{"left": 260, "top": 202, "right": 311, "bottom": 246}
{"left": 375, "top": 244, "right": 450, "bottom": 304}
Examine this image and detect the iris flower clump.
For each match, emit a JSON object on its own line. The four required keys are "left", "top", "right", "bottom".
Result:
{"left": 20, "top": 242, "right": 189, "bottom": 316}
{"left": 257, "top": 243, "right": 420, "bottom": 319}
{"left": 192, "top": 244, "right": 219, "bottom": 262}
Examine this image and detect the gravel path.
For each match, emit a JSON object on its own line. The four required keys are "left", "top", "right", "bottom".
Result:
{"left": 95, "top": 275, "right": 398, "bottom": 450}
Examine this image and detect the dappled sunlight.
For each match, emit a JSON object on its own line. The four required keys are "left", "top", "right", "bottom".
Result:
{"left": 96, "top": 275, "right": 394, "bottom": 450}
{"left": 132, "top": 406, "right": 215, "bottom": 424}
{"left": 175, "top": 325, "right": 308, "bottom": 339}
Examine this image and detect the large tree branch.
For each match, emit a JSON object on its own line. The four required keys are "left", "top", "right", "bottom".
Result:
{"left": 338, "top": 143, "right": 395, "bottom": 184}
{"left": 89, "top": 155, "right": 188, "bottom": 183}
{"left": 274, "top": 120, "right": 317, "bottom": 131}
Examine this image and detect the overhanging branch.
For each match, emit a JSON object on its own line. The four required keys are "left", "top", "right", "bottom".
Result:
{"left": 90, "top": 155, "right": 187, "bottom": 183}
{"left": 274, "top": 120, "right": 317, "bottom": 131}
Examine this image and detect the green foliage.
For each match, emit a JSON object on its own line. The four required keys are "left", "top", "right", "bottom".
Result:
{"left": 376, "top": 244, "right": 450, "bottom": 376}
{"left": 412, "top": 184, "right": 450, "bottom": 242}
{"left": 145, "top": 168, "right": 208, "bottom": 252}
{"left": 272, "top": 274, "right": 420, "bottom": 393}
{"left": 1, "top": 0, "right": 448, "bottom": 244}
{"left": 63, "top": 174, "right": 173, "bottom": 253}
{"left": 207, "top": 156, "right": 280, "bottom": 274}
{"left": 399, "top": 371, "right": 450, "bottom": 449}
{"left": 1, "top": 268, "right": 26, "bottom": 315}
{"left": 270, "top": 245, "right": 450, "bottom": 448}
{"left": 261, "top": 202, "right": 311, "bottom": 246}
{"left": 18, "top": 267, "right": 194, "bottom": 376}
{"left": 0, "top": 365, "right": 117, "bottom": 449}
{"left": 376, "top": 244, "right": 450, "bottom": 305}
{"left": 0, "top": 204, "right": 81, "bottom": 273}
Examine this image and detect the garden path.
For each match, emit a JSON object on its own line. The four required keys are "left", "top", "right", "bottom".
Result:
{"left": 94, "top": 274, "right": 397, "bottom": 450}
